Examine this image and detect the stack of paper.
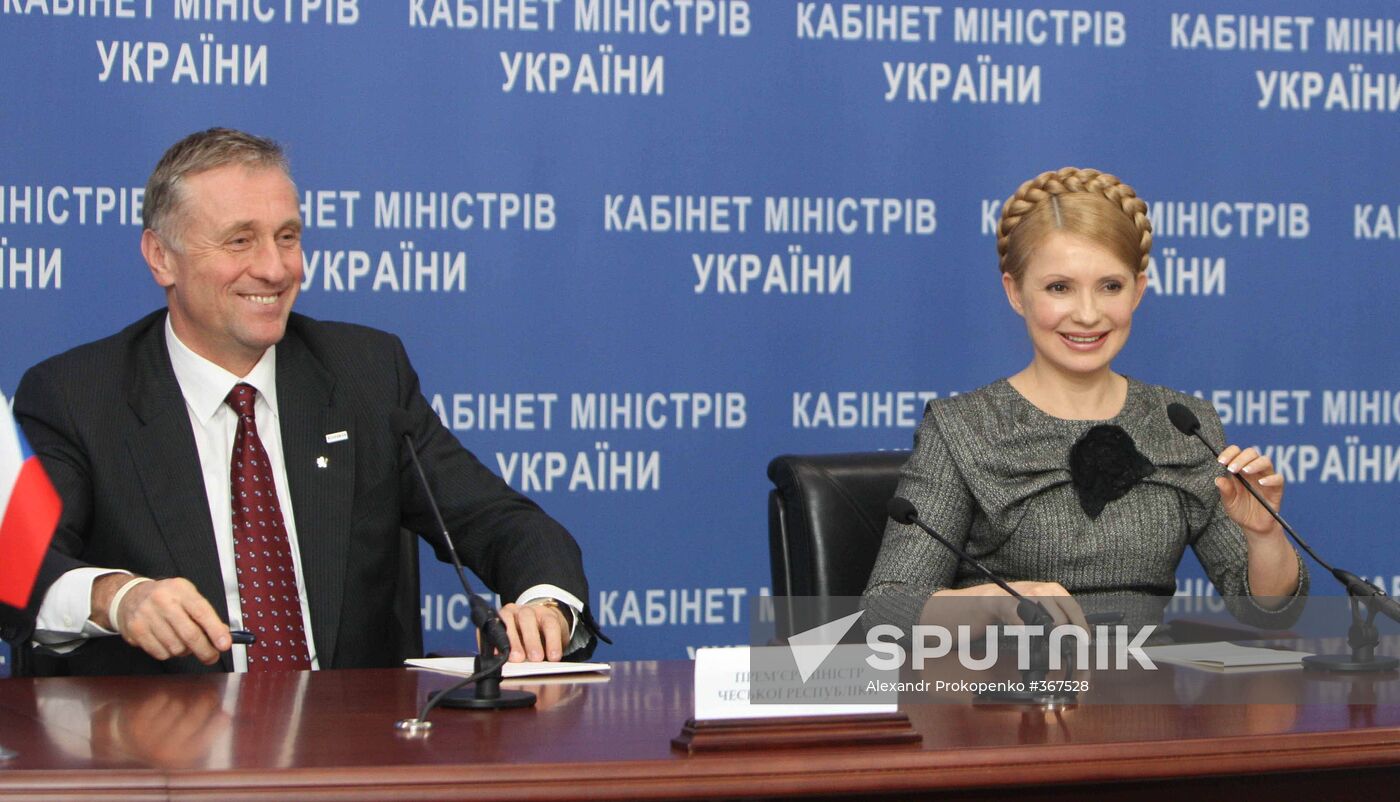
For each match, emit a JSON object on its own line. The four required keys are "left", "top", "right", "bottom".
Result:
{"left": 1142, "top": 642, "right": 1314, "bottom": 673}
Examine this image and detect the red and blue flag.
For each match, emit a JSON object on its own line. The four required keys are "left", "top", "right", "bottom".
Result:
{"left": 0, "top": 391, "right": 60, "bottom": 608}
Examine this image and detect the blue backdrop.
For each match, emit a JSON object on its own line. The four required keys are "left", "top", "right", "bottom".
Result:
{"left": 1, "top": 1, "right": 1397, "bottom": 670}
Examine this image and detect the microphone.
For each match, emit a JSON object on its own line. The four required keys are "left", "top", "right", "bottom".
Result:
{"left": 888, "top": 496, "right": 1089, "bottom": 706}
{"left": 1165, "top": 401, "right": 1200, "bottom": 438}
{"left": 389, "top": 411, "right": 512, "bottom": 654}
{"left": 1165, "top": 402, "right": 1400, "bottom": 626}
{"left": 887, "top": 497, "right": 1053, "bottom": 627}
{"left": 390, "top": 410, "right": 537, "bottom": 725}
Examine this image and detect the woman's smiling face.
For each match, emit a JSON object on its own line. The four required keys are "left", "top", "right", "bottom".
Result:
{"left": 1003, "top": 230, "right": 1147, "bottom": 380}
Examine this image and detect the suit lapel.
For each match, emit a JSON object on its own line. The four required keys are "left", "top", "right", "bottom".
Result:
{"left": 124, "top": 316, "right": 230, "bottom": 668}
{"left": 275, "top": 330, "right": 355, "bottom": 668}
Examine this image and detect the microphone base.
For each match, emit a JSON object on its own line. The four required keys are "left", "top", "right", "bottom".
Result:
{"left": 973, "top": 689, "right": 1078, "bottom": 709}
{"left": 1303, "top": 597, "right": 1400, "bottom": 673}
{"left": 1303, "top": 654, "right": 1400, "bottom": 673}
{"left": 437, "top": 688, "right": 537, "bottom": 710}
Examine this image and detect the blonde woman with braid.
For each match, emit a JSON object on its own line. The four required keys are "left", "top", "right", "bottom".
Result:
{"left": 863, "top": 168, "right": 1305, "bottom": 635}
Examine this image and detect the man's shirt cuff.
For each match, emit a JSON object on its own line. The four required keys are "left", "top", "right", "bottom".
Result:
{"left": 34, "top": 567, "right": 125, "bottom": 651}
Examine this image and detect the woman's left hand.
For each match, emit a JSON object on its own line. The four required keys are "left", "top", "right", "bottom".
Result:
{"left": 1215, "top": 444, "right": 1284, "bottom": 537}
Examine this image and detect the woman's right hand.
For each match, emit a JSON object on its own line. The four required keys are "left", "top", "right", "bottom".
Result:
{"left": 927, "top": 581, "right": 1089, "bottom": 632}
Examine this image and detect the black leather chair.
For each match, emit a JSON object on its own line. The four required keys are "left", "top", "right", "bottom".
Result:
{"left": 766, "top": 452, "right": 907, "bottom": 638}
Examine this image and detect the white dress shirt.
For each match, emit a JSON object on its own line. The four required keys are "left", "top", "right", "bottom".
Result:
{"left": 35, "top": 317, "right": 582, "bottom": 668}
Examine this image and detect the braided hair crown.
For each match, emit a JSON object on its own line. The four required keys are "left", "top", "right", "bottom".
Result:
{"left": 997, "top": 167, "right": 1153, "bottom": 278}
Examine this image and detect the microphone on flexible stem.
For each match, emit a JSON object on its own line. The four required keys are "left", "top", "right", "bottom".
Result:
{"left": 1166, "top": 402, "right": 1400, "bottom": 671}
{"left": 390, "top": 412, "right": 535, "bottom": 737}
{"left": 888, "top": 497, "right": 1077, "bottom": 707}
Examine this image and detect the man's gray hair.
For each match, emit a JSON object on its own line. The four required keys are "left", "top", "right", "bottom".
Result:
{"left": 142, "top": 128, "right": 291, "bottom": 244}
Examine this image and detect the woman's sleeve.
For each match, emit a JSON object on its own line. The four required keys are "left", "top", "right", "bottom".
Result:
{"left": 862, "top": 409, "right": 978, "bottom": 633}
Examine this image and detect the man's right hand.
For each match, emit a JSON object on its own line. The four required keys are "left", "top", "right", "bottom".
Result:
{"left": 91, "top": 573, "right": 231, "bottom": 665}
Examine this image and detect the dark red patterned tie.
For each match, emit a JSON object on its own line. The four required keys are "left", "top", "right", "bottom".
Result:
{"left": 227, "top": 383, "right": 310, "bottom": 672}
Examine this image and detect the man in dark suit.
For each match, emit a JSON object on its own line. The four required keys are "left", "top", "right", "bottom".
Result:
{"left": 9, "top": 128, "right": 597, "bottom": 675}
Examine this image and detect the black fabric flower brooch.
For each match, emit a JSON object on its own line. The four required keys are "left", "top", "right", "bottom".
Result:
{"left": 1068, "top": 424, "right": 1156, "bottom": 519}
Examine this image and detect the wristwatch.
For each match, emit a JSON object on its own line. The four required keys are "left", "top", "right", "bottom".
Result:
{"left": 526, "top": 597, "right": 575, "bottom": 630}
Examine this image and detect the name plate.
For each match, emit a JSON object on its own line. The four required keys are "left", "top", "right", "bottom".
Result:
{"left": 692, "top": 646, "right": 897, "bottom": 721}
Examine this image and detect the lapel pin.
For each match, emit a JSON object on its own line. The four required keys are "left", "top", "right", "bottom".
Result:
{"left": 316, "top": 456, "right": 329, "bottom": 469}
{"left": 325, "top": 431, "right": 348, "bottom": 444}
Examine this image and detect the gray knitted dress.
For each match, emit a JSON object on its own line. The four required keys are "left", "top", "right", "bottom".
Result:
{"left": 862, "top": 377, "right": 1307, "bottom": 632}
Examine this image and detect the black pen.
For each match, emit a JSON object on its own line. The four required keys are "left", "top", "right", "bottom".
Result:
{"left": 230, "top": 629, "right": 257, "bottom": 645}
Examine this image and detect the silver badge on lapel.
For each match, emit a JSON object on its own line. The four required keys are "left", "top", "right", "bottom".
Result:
{"left": 316, "top": 456, "right": 329, "bottom": 469}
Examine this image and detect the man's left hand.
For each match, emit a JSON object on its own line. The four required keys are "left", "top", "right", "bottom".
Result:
{"left": 497, "top": 600, "right": 570, "bottom": 662}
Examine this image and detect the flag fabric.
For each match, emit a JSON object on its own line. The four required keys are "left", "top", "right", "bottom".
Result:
{"left": 0, "top": 391, "right": 61, "bottom": 608}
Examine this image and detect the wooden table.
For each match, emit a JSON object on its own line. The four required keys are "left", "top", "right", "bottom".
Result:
{"left": 1, "top": 660, "right": 1399, "bottom": 801}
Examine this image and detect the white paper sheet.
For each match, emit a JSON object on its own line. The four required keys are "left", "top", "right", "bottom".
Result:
{"left": 405, "top": 657, "right": 611, "bottom": 679}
